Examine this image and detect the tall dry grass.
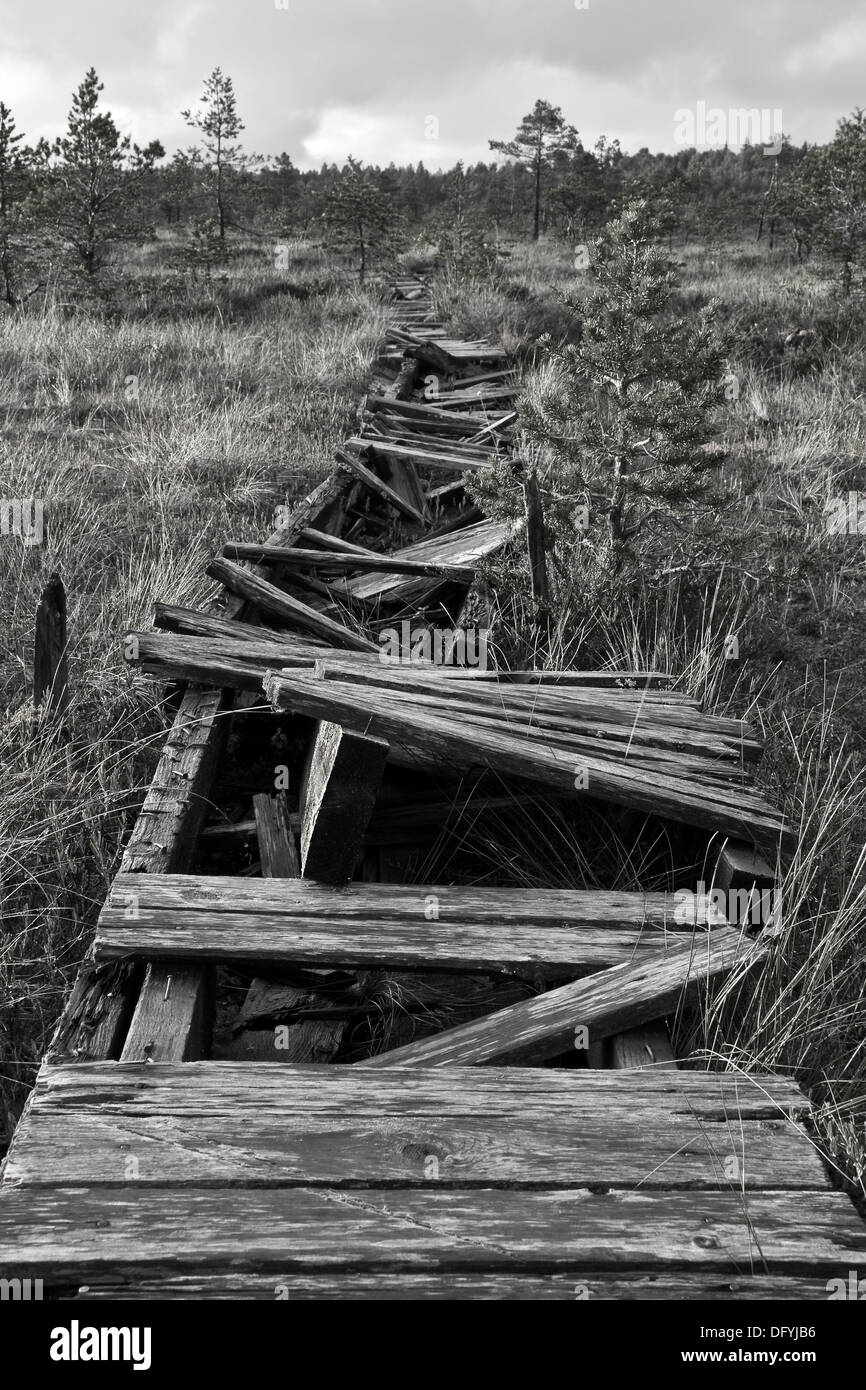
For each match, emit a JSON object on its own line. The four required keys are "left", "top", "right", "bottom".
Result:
{"left": 0, "top": 238, "right": 385, "bottom": 1149}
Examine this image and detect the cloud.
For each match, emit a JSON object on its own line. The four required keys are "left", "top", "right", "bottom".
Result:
{"left": 0, "top": 0, "right": 860, "bottom": 165}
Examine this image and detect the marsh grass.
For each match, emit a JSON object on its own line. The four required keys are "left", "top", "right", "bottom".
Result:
{"left": 2, "top": 231, "right": 864, "bottom": 1205}
{"left": 0, "top": 238, "right": 385, "bottom": 1149}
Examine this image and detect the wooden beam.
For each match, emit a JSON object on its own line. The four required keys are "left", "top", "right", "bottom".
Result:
{"left": 344, "top": 437, "right": 494, "bottom": 475}
{"left": 299, "top": 724, "right": 389, "bottom": 883}
{"left": 206, "top": 558, "right": 378, "bottom": 653}
{"left": 611, "top": 1025, "right": 678, "bottom": 1071}
{"left": 252, "top": 792, "right": 299, "bottom": 877}
{"left": 522, "top": 469, "right": 549, "bottom": 620}
{"left": 363, "top": 925, "right": 766, "bottom": 1067}
{"left": 223, "top": 465, "right": 355, "bottom": 621}
{"left": 334, "top": 447, "right": 425, "bottom": 525}
{"left": 46, "top": 961, "right": 142, "bottom": 1063}
{"left": 95, "top": 877, "right": 725, "bottom": 977}
{"left": 264, "top": 671, "right": 790, "bottom": 847}
{"left": 33, "top": 573, "right": 70, "bottom": 717}
{"left": 219, "top": 545, "right": 474, "bottom": 582}
{"left": 120, "top": 964, "right": 211, "bottom": 1063}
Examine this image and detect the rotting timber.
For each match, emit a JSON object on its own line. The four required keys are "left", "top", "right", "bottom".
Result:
{"left": 1, "top": 273, "right": 864, "bottom": 1301}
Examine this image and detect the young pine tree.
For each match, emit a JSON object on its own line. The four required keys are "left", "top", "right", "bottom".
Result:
{"left": 518, "top": 200, "right": 731, "bottom": 578}
{"left": 433, "top": 162, "right": 496, "bottom": 277}
{"left": 49, "top": 68, "right": 163, "bottom": 279}
{"left": 779, "top": 110, "right": 866, "bottom": 295}
{"left": 0, "top": 101, "right": 32, "bottom": 305}
{"left": 182, "top": 68, "right": 246, "bottom": 242}
{"left": 324, "top": 158, "right": 400, "bottom": 282}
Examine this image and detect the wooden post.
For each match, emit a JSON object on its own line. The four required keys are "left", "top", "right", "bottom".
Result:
{"left": 522, "top": 469, "right": 549, "bottom": 630}
{"left": 34, "top": 573, "right": 69, "bottom": 717}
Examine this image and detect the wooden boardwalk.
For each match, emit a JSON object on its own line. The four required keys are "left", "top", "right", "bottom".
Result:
{"left": 0, "top": 273, "right": 863, "bottom": 1300}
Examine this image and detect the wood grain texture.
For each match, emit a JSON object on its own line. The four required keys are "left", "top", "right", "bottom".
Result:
{"left": 2, "top": 1063, "right": 824, "bottom": 1191}
{"left": 94, "top": 876, "right": 722, "bottom": 975}
{"left": 68, "top": 1271, "right": 842, "bottom": 1301}
{"left": 253, "top": 792, "right": 300, "bottom": 877}
{"left": 239, "top": 790, "right": 343, "bottom": 1066}
{"left": 264, "top": 670, "right": 789, "bottom": 846}
{"left": 207, "top": 558, "right": 378, "bottom": 653}
{"left": 1, "top": 1187, "right": 862, "bottom": 1282}
{"left": 220, "top": 544, "right": 474, "bottom": 581}
{"left": 299, "top": 724, "right": 389, "bottom": 883}
{"left": 120, "top": 964, "right": 210, "bottom": 1063}
{"left": 365, "top": 926, "right": 766, "bottom": 1067}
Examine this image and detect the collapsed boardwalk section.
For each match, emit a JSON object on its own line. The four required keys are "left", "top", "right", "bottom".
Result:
{"left": 0, "top": 274, "right": 863, "bottom": 1300}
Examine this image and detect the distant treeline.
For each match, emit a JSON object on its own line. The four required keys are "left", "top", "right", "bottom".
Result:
{"left": 1, "top": 69, "right": 864, "bottom": 302}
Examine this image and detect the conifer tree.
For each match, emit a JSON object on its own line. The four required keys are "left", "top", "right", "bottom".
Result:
{"left": 49, "top": 68, "right": 163, "bottom": 278}
{"left": 518, "top": 200, "right": 730, "bottom": 576}
{"left": 182, "top": 68, "right": 245, "bottom": 242}
{"left": 489, "top": 100, "right": 579, "bottom": 240}
{"left": 323, "top": 157, "right": 399, "bottom": 281}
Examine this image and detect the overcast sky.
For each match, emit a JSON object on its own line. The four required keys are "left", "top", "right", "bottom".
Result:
{"left": 1, "top": 0, "right": 863, "bottom": 169}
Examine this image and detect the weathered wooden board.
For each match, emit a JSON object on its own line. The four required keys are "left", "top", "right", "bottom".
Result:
{"left": 299, "top": 724, "right": 389, "bottom": 883}
{"left": 229, "top": 791, "right": 343, "bottom": 1067}
{"left": 1, "top": 1187, "right": 862, "bottom": 1282}
{"left": 264, "top": 671, "right": 790, "bottom": 845}
{"left": 334, "top": 447, "right": 425, "bottom": 524}
{"left": 119, "top": 965, "right": 210, "bottom": 1064}
{"left": 345, "top": 519, "right": 516, "bottom": 602}
{"left": 365, "top": 926, "right": 767, "bottom": 1067}
{"left": 2, "top": 1064, "right": 824, "bottom": 1190}
{"left": 345, "top": 436, "right": 494, "bottom": 474}
{"left": 207, "top": 558, "right": 378, "bottom": 653}
{"left": 220, "top": 544, "right": 474, "bottom": 582}
{"left": 99, "top": 875, "right": 724, "bottom": 926}
{"left": 94, "top": 905, "right": 717, "bottom": 978}
{"left": 68, "top": 1271, "right": 843, "bottom": 1301}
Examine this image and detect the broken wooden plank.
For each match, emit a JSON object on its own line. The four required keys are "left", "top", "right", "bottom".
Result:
{"left": 299, "top": 724, "right": 389, "bottom": 883}
{"left": 229, "top": 791, "right": 343, "bottom": 1066}
{"left": 345, "top": 518, "right": 517, "bottom": 603}
{"left": 363, "top": 925, "right": 768, "bottom": 1067}
{"left": 334, "top": 447, "right": 425, "bottom": 525}
{"left": 219, "top": 545, "right": 475, "bottom": 583}
{"left": 611, "top": 1025, "right": 678, "bottom": 1071}
{"left": 264, "top": 671, "right": 790, "bottom": 846}
{"left": 120, "top": 964, "right": 210, "bottom": 1063}
{"left": 299, "top": 527, "right": 378, "bottom": 557}
{"left": 46, "top": 962, "right": 142, "bottom": 1064}
{"left": 33, "top": 573, "right": 70, "bottom": 717}
{"left": 67, "top": 1271, "right": 843, "bottom": 1301}
{"left": 3, "top": 1063, "right": 824, "bottom": 1191}
{"left": 207, "top": 558, "right": 378, "bottom": 653}
{"left": 94, "top": 876, "right": 724, "bottom": 975}
{"left": 223, "top": 464, "right": 355, "bottom": 621}
{"left": 252, "top": 792, "right": 299, "bottom": 878}
{"left": 344, "top": 437, "right": 494, "bottom": 474}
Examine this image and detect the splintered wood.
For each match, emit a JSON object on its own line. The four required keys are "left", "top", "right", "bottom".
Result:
{"left": 0, "top": 270, "right": 857, "bottom": 1303}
